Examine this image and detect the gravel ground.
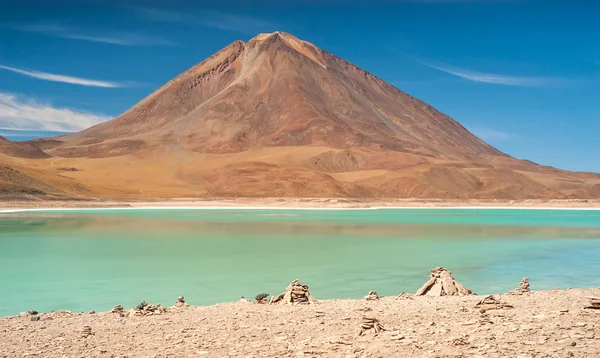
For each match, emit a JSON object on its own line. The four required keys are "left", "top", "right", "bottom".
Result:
{"left": 1, "top": 289, "right": 599, "bottom": 358}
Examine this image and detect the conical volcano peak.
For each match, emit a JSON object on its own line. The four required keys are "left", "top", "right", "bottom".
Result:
{"left": 252, "top": 31, "right": 298, "bottom": 42}
{"left": 250, "top": 31, "right": 317, "bottom": 52}
{"left": 248, "top": 31, "right": 326, "bottom": 69}
{"left": 52, "top": 30, "right": 503, "bottom": 157}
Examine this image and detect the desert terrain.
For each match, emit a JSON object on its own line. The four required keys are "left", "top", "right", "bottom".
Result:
{"left": 1, "top": 288, "right": 599, "bottom": 358}
{"left": 1, "top": 32, "right": 599, "bottom": 201}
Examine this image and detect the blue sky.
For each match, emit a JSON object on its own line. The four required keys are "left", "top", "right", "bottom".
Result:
{"left": 0, "top": 0, "right": 598, "bottom": 172}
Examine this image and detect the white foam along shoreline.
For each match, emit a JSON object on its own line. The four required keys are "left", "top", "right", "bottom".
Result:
{"left": 1, "top": 205, "right": 600, "bottom": 214}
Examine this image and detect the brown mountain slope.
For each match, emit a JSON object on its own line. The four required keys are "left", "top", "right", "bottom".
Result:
{"left": 49, "top": 32, "right": 501, "bottom": 159}
{"left": 3, "top": 32, "right": 598, "bottom": 200}
{"left": 0, "top": 135, "right": 50, "bottom": 159}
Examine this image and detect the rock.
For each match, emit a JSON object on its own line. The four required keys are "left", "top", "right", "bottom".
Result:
{"left": 81, "top": 325, "right": 93, "bottom": 338}
{"left": 450, "top": 337, "right": 469, "bottom": 346}
{"left": 364, "top": 291, "right": 380, "bottom": 301}
{"left": 475, "top": 295, "right": 514, "bottom": 310}
{"left": 255, "top": 293, "right": 270, "bottom": 304}
{"left": 88, "top": 311, "right": 96, "bottom": 315}
{"left": 270, "top": 279, "right": 317, "bottom": 304}
{"left": 136, "top": 301, "right": 148, "bottom": 310}
{"left": 415, "top": 267, "right": 472, "bottom": 296}
{"left": 27, "top": 310, "right": 38, "bottom": 315}
{"left": 584, "top": 297, "right": 600, "bottom": 310}
{"left": 47, "top": 310, "right": 72, "bottom": 319}
{"left": 175, "top": 296, "right": 189, "bottom": 308}
{"left": 509, "top": 278, "right": 531, "bottom": 295}
{"left": 30, "top": 316, "right": 40, "bottom": 322}
{"left": 329, "top": 338, "right": 353, "bottom": 345}
{"left": 111, "top": 305, "right": 124, "bottom": 313}
{"left": 358, "top": 316, "right": 385, "bottom": 335}
{"left": 239, "top": 297, "right": 252, "bottom": 303}
{"left": 397, "top": 292, "right": 414, "bottom": 300}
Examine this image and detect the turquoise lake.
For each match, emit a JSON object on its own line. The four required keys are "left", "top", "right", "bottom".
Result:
{"left": 1, "top": 208, "right": 599, "bottom": 317}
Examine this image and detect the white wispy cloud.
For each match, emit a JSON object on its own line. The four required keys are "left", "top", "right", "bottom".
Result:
{"left": 11, "top": 23, "right": 176, "bottom": 46}
{"left": 59, "top": 33, "right": 176, "bottom": 46}
{"left": 135, "top": 8, "right": 187, "bottom": 22}
{"left": 135, "top": 7, "right": 277, "bottom": 34}
{"left": 0, "top": 65, "right": 125, "bottom": 88}
{"left": 200, "top": 10, "right": 277, "bottom": 33}
{"left": 0, "top": 93, "right": 111, "bottom": 132}
{"left": 418, "top": 61, "right": 559, "bottom": 87}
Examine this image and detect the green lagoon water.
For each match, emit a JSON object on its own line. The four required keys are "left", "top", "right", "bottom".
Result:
{"left": 1, "top": 208, "right": 600, "bottom": 316}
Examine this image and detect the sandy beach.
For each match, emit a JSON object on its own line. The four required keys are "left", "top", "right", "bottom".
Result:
{"left": 1, "top": 288, "right": 599, "bottom": 358}
{"left": 1, "top": 197, "right": 600, "bottom": 211}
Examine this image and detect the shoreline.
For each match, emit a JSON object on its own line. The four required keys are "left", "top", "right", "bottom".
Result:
{"left": 2, "top": 288, "right": 599, "bottom": 357}
{"left": 3, "top": 205, "right": 600, "bottom": 214}
{"left": 0, "top": 287, "right": 596, "bottom": 319}
{"left": 1, "top": 198, "right": 600, "bottom": 213}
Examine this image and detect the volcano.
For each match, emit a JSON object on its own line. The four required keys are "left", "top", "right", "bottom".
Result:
{"left": 2, "top": 32, "right": 600, "bottom": 199}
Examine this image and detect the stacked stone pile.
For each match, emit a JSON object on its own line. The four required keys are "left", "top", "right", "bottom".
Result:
{"left": 110, "top": 302, "right": 166, "bottom": 317}
{"left": 358, "top": 317, "right": 385, "bottom": 335}
{"left": 174, "top": 296, "right": 188, "bottom": 308}
{"left": 364, "top": 291, "right": 380, "bottom": 301}
{"left": 270, "top": 279, "right": 317, "bottom": 304}
{"left": 415, "top": 267, "right": 472, "bottom": 296}
{"left": 584, "top": 297, "right": 600, "bottom": 310}
{"left": 81, "top": 325, "right": 93, "bottom": 338}
{"left": 474, "top": 295, "right": 514, "bottom": 310}
{"left": 509, "top": 278, "right": 531, "bottom": 295}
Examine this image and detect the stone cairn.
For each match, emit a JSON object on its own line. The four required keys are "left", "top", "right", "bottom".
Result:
{"left": 131, "top": 301, "right": 166, "bottom": 316}
{"left": 474, "top": 295, "right": 514, "bottom": 310}
{"left": 110, "top": 305, "right": 124, "bottom": 314}
{"left": 364, "top": 291, "right": 380, "bottom": 301}
{"left": 397, "top": 292, "right": 414, "bottom": 300}
{"left": 358, "top": 317, "right": 385, "bottom": 336}
{"left": 175, "top": 296, "right": 189, "bottom": 308}
{"left": 255, "top": 293, "right": 270, "bottom": 304}
{"left": 584, "top": 296, "right": 600, "bottom": 310}
{"left": 81, "top": 325, "right": 93, "bottom": 338}
{"left": 509, "top": 277, "right": 531, "bottom": 295}
{"left": 270, "top": 279, "right": 317, "bottom": 304}
{"left": 111, "top": 302, "right": 166, "bottom": 317}
{"left": 415, "top": 267, "right": 472, "bottom": 296}
{"left": 451, "top": 337, "right": 469, "bottom": 346}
